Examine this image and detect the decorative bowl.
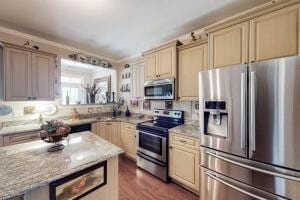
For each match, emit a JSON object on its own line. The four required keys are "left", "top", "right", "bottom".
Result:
{"left": 39, "top": 120, "right": 71, "bottom": 152}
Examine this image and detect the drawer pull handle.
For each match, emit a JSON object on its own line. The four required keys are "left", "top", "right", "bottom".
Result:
{"left": 206, "top": 150, "right": 300, "bottom": 182}
{"left": 179, "top": 139, "right": 187, "bottom": 143}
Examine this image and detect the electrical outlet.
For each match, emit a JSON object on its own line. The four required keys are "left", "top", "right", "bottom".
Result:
{"left": 13, "top": 110, "right": 24, "bottom": 118}
{"left": 24, "top": 106, "right": 36, "bottom": 114}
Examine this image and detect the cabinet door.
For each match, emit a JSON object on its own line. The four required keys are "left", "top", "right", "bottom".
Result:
{"left": 131, "top": 63, "right": 145, "bottom": 98}
{"left": 178, "top": 43, "right": 208, "bottom": 100}
{"left": 250, "top": 5, "right": 299, "bottom": 62}
{"left": 32, "top": 53, "right": 55, "bottom": 100}
{"left": 97, "top": 122, "right": 108, "bottom": 140}
{"left": 169, "top": 144, "right": 199, "bottom": 192}
{"left": 3, "top": 131, "right": 39, "bottom": 146}
{"left": 91, "top": 123, "right": 97, "bottom": 134}
{"left": 209, "top": 21, "right": 249, "bottom": 68}
{"left": 109, "top": 123, "right": 120, "bottom": 147}
{"left": 5, "top": 48, "right": 32, "bottom": 101}
{"left": 121, "top": 130, "right": 136, "bottom": 159}
{"left": 144, "top": 53, "right": 157, "bottom": 80}
{"left": 157, "top": 46, "right": 176, "bottom": 78}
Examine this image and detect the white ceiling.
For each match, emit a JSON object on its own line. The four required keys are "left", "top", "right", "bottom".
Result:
{"left": 0, "top": 0, "right": 270, "bottom": 61}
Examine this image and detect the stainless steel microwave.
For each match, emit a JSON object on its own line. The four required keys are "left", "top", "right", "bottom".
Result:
{"left": 144, "top": 78, "right": 174, "bottom": 100}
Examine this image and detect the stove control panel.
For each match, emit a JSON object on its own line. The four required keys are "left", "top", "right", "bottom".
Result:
{"left": 153, "top": 109, "right": 183, "bottom": 119}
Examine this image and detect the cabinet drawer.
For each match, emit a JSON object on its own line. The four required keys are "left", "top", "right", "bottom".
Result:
{"left": 170, "top": 133, "right": 199, "bottom": 150}
{"left": 3, "top": 131, "right": 39, "bottom": 146}
{"left": 121, "top": 123, "right": 136, "bottom": 133}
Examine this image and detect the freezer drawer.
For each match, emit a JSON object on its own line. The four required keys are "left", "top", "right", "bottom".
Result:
{"left": 200, "top": 167, "right": 288, "bottom": 200}
{"left": 200, "top": 147, "right": 300, "bottom": 200}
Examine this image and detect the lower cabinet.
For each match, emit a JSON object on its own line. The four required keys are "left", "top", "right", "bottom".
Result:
{"left": 169, "top": 133, "right": 199, "bottom": 193}
{"left": 120, "top": 122, "right": 137, "bottom": 160}
{"left": 2, "top": 131, "right": 39, "bottom": 146}
{"left": 92, "top": 122, "right": 121, "bottom": 147}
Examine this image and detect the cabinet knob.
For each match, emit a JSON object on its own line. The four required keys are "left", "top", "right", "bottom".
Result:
{"left": 169, "top": 146, "right": 173, "bottom": 149}
{"left": 32, "top": 97, "right": 37, "bottom": 100}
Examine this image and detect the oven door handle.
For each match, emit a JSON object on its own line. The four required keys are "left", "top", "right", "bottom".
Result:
{"left": 139, "top": 130, "right": 166, "bottom": 139}
{"left": 137, "top": 152, "right": 166, "bottom": 167}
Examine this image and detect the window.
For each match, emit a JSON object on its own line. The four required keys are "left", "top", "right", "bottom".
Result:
{"left": 61, "top": 75, "right": 84, "bottom": 105}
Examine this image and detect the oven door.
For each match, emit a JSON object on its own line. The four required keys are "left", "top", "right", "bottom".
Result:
{"left": 137, "top": 130, "right": 167, "bottom": 162}
{"left": 144, "top": 79, "right": 174, "bottom": 100}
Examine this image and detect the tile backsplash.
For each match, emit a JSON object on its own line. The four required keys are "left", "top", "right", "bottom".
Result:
{"left": 121, "top": 99, "right": 199, "bottom": 121}
{"left": 0, "top": 100, "right": 114, "bottom": 125}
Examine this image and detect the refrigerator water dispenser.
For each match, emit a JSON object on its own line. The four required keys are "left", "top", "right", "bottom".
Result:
{"left": 203, "top": 101, "right": 228, "bottom": 138}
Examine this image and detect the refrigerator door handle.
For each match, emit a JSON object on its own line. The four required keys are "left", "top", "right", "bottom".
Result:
{"left": 205, "top": 171, "right": 288, "bottom": 200}
{"left": 206, "top": 150, "right": 300, "bottom": 182}
{"left": 250, "top": 71, "right": 256, "bottom": 152}
{"left": 240, "top": 72, "right": 246, "bottom": 149}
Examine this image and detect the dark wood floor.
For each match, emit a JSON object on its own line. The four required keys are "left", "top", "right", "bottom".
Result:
{"left": 119, "top": 156, "right": 199, "bottom": 200}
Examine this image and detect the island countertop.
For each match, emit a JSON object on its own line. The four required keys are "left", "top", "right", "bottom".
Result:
{"left": 0, "top": 131, "right": 124, "bottom": 200}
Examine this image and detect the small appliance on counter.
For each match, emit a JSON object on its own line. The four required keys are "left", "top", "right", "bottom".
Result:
{"left": 136, "top": 109, "right": 184, "bottom": 182}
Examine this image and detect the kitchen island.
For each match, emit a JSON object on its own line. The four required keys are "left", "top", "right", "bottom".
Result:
{"left": 0, "top": 131, "right": 124, "bottom": 200}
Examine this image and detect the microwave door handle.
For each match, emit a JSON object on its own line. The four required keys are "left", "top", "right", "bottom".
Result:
{"left": 205, "top": 171, "right": 287, "bottom": 200}
{"left": 250, "top": 71, "right": 256, "bottom": 152}
{"left": 240, "top": 72, "right": 246, "bottom": 149}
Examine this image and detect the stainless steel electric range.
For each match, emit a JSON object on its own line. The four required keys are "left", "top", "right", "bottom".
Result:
{"left": 136, "top": 109, "right": 184, "bottom": 182}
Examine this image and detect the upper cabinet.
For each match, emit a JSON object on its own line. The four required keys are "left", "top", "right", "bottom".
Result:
{"left": 209, "top": 21, "right": 249, "bottom": 68}
{"left": 3, "top": 43, "right": 56, "bottom": 101}
{"left": 5, "top": 48, "right": 32, "bottom": 101}
{"left": 144, "top": 53, "right": 157, "bottom": 80}
{"left": 143, "top": 40, "right": 181, "bottom": 81}
{"left": 131, "top": 62, "right": 145, "bottom": 98}
{"left": 249, "top": 5, "right": 300, "bottom": 62}
{"left": 178, "top": 41, "right": 208, "bottom": 101}
{"left": 157, "top": 46, "right": 176, "bottom": 78}
{"left": 31, "top": 53, "right": 55, "bottom": 100}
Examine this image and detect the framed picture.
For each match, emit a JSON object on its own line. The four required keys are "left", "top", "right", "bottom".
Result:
{"left": 143, "top": 101, "right": 151, "bottom": 110}
{"left": 49, "top": 161, "right": 107, "bottom": 200}
{"left": 130, "top": 99, "right": 139, "bottom": 107}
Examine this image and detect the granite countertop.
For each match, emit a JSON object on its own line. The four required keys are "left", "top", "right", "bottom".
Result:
{"left": 0, "top": 116, "right": 151, "bottom": 136}
{"left": 0, "top": 131, "right": 124, "bottom": 200}
{"left": 169, "top": 120, "right": 200, "bottom": 138}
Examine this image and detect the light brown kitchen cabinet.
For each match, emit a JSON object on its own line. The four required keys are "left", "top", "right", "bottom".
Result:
{"left": 121, "top": 122, "right": 136, "bottom": 160}
{"left": 97, "top": 122, "right": 109, "bottom": 140}
{"left": 209, "top": 21, "right": 249, "bottom": 68}
{"left": 131, "top": 62, "right": 145, "bottom": 98}
{"left": 157, "top": 46, "right": 176, "bottom": 78}
{"left": 2, "top": 131, "right": 39, "bottom": 146}
{"left": 92, "top": 122, "right": 121, "bottom": 147}
{"left": 31, "top": 53, "right": 55, "bottom": 100}
{"left": 143, "top": 41, "right": 180, "bottom": 80}
{"left": 3, "top": 43, "right": 56, "bottom": 101}
{"left": 178, "top": 42, "right": 208, "bottom": 101}
{"left": 250, "top": 5, "right": 300, "bottom": 62}
{"left": 108, "top": 122, "right": 121, "bottom": 147}
{"left": 4, "top": 48, "right": 32, "bottom": 101}
{"left": 169, "top": 133, "right": 199, "bottom": 193}
{"left": 144, "top": 53, "right": 157, "bottom": 80}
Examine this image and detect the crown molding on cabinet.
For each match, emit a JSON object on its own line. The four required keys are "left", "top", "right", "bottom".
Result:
{"left": 1, "top": 41, "right": 57, "bottom": 57}
{"left": 203, "top": 0, "right": 300, "bottom": 33}
{"left": 177, "top": 39, "right": 208, "bottom": 51}
{"left": 142, "top": 40, "right": 182, "bottom": 56}
{"left": 0, "top": 26, "right": 118, "bottom": 63}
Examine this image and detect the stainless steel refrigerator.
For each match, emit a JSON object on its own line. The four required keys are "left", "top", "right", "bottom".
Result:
{"left": 199, "top": 56, "right": 300, "bottom": 200}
